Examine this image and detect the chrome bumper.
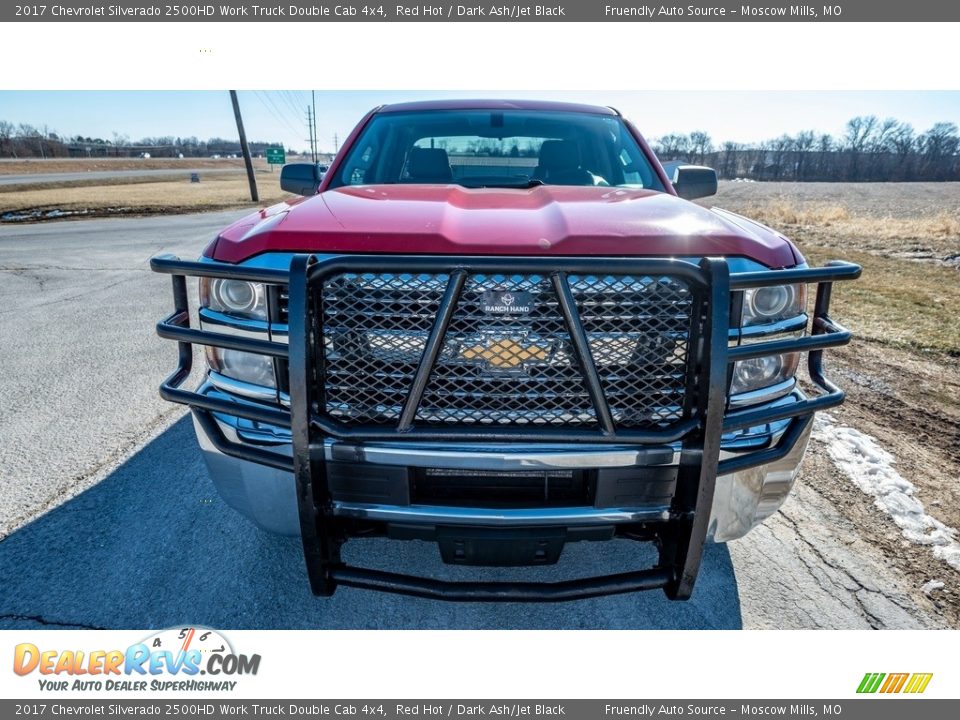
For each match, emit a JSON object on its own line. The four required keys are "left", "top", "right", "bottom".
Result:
{"left": 193, "top": 382, "right": 811, "bottom": 542}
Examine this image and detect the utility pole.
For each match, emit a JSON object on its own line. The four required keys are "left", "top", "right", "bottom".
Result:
{"left": 229, "top": 90, "right": 259, "bottom": 203}
{"left": 311, "top": 90, "right": 318, "bottom": 163}
{"left": 306, "top": 105, "right": 316, "bottom": 163}
{"left": 333, "top": 133, "right": 339, "bottom": 153}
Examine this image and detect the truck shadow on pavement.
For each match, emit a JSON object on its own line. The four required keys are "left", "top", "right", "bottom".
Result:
{"left": 0, "top": 416, "right": 743, "bottom": 630}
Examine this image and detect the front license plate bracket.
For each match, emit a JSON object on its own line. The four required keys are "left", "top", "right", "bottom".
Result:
{"left": 437, "top": 527, "right": 567, "bottom": 566}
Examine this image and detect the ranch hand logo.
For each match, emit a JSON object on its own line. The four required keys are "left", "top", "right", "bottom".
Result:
{"left": 481, "top": 290, "right": 533, "bottom": 315}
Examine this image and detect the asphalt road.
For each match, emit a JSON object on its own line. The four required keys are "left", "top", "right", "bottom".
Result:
{"left": 0, "top": 168, "right": 243, "bottom": 186}
{"left": 0, "top": 213, "right": 946, "bottom": 629}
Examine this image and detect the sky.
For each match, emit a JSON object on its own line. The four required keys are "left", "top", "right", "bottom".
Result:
{"left": 2, "top": 90, "right": 958, "bottom": 154}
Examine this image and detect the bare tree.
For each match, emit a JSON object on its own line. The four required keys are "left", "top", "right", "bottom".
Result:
{"left": 792, "top": 130, "right": 816, "bottom": 180}
{"left": 812, "top": 134, "right": 833, "bottom": 179}
{"left": 719, "top": 141, "right": 743, "bottom": 178}
{"left": 919, "top": 122, "right": 960, "bottom": 180}
{"left": 688, "top": 131, "right": 713, "bottom": 164}
{"left": 15, "top": 123, "right": 45, "bottom": 158}
{"left": 885, "top": 122, "right": 916, "bottom": 180}
{"left": 0, "top": 120, "right": 14, "bottom": 157}
{"left": 842, "top": 115, "right": 879, "bottom": 180}
{"left": 654, "top": 133, "right": 691, "bottom": 160}
{"left": 769, "top": 135, "right": 793, "bottom": 180}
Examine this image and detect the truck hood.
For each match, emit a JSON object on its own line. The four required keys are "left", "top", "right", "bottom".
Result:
{"left": 210, "top": 185, "right": 798, "bottom": 267}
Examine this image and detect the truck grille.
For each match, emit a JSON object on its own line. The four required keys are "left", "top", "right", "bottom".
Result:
{"left": 285, "top": 271, "right": 695, "bottom": 430}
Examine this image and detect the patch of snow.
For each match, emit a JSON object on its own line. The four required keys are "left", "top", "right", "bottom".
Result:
{"left": 2, "top": 207, "right": 98, "bottom": 223}
{"left": 813, "top": 413, "right": 960, "bottom": 573}
{"left": 921, "top": 580, "right": 945, "bottom": 596}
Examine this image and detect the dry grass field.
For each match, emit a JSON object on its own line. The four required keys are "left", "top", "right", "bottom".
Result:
{"left": 709, "top": 182, "right": 960, "bottom": 354}
{"left": 0, "top": 156, "right": 302, "bottom": 220}
{"left": 0, "top": 157, "right": 254, "bottom": 174}
{"left": 0, "top": 169, "right": 293, "bottom": 220}
{"left": 707, "top": 181, "right": 960, "bottom": 624}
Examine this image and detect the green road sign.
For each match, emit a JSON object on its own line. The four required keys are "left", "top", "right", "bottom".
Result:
{"left": 266, "top": 147, "right": 286, "bottom": 165}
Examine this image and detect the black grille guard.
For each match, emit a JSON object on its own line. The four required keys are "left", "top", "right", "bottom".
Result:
{"left": 151, "top": 254, "right": 861, "bottom": 602}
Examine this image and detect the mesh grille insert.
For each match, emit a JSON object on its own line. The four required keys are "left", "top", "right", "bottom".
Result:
{"left": 301, "top": 270, "right": 694, "bottom": 429}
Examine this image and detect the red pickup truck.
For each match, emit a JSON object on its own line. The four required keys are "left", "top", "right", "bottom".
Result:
{"left": 152, "top": 99, "right": 859, "bottom": 601}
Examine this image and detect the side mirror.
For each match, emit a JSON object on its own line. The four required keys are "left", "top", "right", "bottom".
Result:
{"left": 662, "top": 162, "right": 718, "bottom": 200}
{"left": 280, "top": 163, "right": 321, "bottom": 195}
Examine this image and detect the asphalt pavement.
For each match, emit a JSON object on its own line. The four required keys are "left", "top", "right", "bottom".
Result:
{"left": 0, "top": 212, "right": 945, "bottom": 629}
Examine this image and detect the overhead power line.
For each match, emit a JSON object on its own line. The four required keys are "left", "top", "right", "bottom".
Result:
{"left": 279, "top": 90, "right": 304, "bottom": 121}
{"left": 253, "top": 90, "right": 302, "bottom": 143}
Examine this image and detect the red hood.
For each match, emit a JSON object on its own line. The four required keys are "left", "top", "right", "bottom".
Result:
{"left": 211, "top": 185, "right": 798, "bottom": 267}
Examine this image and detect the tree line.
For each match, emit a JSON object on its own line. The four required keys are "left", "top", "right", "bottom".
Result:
{"left": 656, "top": 115, "right": 959, "bottom": 181}
{"left": 0, "top": 122, "right": 299, "bottom": 159}
{"left": 3, "top": 114, "right": 959, "bottom": 181}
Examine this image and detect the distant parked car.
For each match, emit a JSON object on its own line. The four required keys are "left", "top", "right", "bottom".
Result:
{"left": 139, "top": 152, "right": 151, "bottom": 159}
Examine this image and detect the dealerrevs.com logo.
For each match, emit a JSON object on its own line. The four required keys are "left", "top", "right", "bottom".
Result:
{"left": 13, "top": 627, "right": 260, "bottom": 692}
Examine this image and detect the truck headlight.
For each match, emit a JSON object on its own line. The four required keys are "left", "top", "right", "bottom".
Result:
{"left": 742, "top": 284, "right": 805, "bottom": 326}
{"left": 730, "top": 352, "right": 799, "bottom": 395}
{"left": 731, "top": 283, "right": 806, "bottom": 399}
{"left": 200, "top": 278, "right": 268, "bottom": 320}
{"left": 205, "top": 347, "right": 276, "bottom": 388}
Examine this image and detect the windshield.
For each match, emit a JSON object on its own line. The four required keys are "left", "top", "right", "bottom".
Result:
{"left": 328, "top": 109, "right": 666, "bottom": 191}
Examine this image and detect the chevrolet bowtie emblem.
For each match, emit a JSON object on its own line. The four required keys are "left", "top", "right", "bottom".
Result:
{"left": 460, "top": 338, "right": 549, "bottom": 368}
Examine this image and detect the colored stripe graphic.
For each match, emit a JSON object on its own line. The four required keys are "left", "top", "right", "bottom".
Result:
{"left": 904, "top": 673, "right": 934, "bottom": 694}
{"left": 881, "top": 673, "right": 909, "bottom": 693}
{"left": 857, "top": 673, "right": 885, "bottom": 693}
{"left": 857, "top": 672, "right": 932, "bottom": 694}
